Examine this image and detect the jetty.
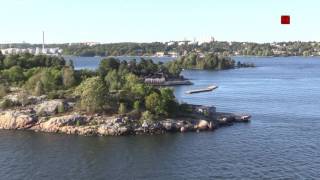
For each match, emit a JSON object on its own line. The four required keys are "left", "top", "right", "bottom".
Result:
{"left": 213, "top": 112, "right": 252, "bottom": 123}
{"left": 186, "top": 85, "right": 218, "bottom": 94}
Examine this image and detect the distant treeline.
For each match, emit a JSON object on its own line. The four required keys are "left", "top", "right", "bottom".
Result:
{"left": 2, "top": 41, "right": 319, "bottom": 57}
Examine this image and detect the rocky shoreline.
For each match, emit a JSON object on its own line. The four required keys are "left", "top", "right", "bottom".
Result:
{"left": 0, "top": 93, "right": 251, "bottom": 136}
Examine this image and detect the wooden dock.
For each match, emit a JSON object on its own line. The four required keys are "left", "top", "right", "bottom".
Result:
{"left": 186, "top": 85, "right": 218, "bottom": 94}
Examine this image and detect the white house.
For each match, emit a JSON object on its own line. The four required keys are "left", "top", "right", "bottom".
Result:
{"left": 155, "top": 52, "right": 165, "bottom": 57}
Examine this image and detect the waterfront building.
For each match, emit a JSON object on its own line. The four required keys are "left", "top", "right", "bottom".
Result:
{"left": 28, "top": 48, "right": 35, "bottom": 54}
{"left": 35, "top": 47, "right": 41, "bottom": 55}
{"left": 168, "top": 51, "right": 178, "bottom": 57}
{"left": 41, "top": 48, "right": 48, "bottom": 54}
{"left": 167, "top": 41, "right": 175, "bottom": 46}
{"left": 155, "top": 52, "right": 165, "bottom": 57}
{"left": 1, "top": 49, "right": 7, "bottom": 55}
{"left": 7, "top": 48, "right": 14, "bottom": 54}
{"left": 144, "top": 77, "right": 166, "bottom": 85}
{"left": 178, "top": 41, "right": 186, "bottom": 46}
{"left": 188, "top": 41, "right": 198, "bottom": 45}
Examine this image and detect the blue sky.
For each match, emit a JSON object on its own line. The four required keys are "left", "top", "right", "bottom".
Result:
{"left": 0, "top": 0, "right": 319, "bottom": 43}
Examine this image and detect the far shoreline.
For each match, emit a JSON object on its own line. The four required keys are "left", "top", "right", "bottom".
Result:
{"left": 64, "top": 55, "right": 320, "bottom": 59}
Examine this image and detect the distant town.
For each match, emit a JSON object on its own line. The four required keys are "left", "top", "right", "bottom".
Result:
{"left": 1, "top": 35, "right": 320, "bottom": 57}
{"left": 0, "top": 32, "right": 62, "bottom": 56}
{"left": 0, "top": 47, "right": 63, "bottom": 56}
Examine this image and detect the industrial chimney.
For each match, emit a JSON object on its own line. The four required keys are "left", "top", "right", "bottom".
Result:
{"left": 42, "top": 31, "right": 45, "bottom": 52}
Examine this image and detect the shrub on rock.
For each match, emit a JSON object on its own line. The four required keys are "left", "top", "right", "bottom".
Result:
{"left": 74, "top": 77, "right": 108, "bottom": 113}
{"left": 0, "top": 84, "right": 9, "bottom": 98}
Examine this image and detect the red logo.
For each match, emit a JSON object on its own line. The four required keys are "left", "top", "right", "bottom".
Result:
{"left": 281, "top": 15, "right": 290, "bottom": 24}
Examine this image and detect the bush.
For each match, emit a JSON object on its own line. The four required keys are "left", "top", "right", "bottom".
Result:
{"left": 2, "top": 66, "right": 25, "bottom": 83}
{"left": 40, "top": 68, "right": 63, "bottom": 92}
{"left": 0, "top": 84, "right": 9, "bottom": 98}
{"left": 25, "top": 68, "right": 63, "bottom": 95}
{"left": 133, "top": 101, "right": 141, "bottom": 112}
{"left": 57, "top": 104, "right": 65, "bottom": 114}
{"left": 17, "top": 91, "right": 30, "bottom": 106}
{"left": 0, "top": 99, "right": 15, "bottom": 109}
{"left": 104, "top": 70, "right": 123, "bottom": 91}
{"left": 118, "top": 103, "right": 127, "bottom": 115}
{"left": 24, "top": 72, "right": 42, "bottom": 94}
{"left": 34, "top": 81, "right": 45, "bottom": 96}
{"left": 47, "top": 90, "right": 65, "bottom": 99}
{"left": 145, "top": 92, "right": 161, "bottom": 114}
{"left": 140, "top": 111, "right": 155, "bottom": 124}
{"left": 159, "top": 88, "right": 178, "bottom": 116}
{"left": 62, "top": 67, "right": 75, "bottom": 88}
{"left": 76, "top": 120, "right": 81, "bottom": 126}
{"left": 145, "top": 88, "right": 177, "bottom": 117}
{"left": 99, "top": 58, "right": 120, "bottom": 77}
{"left": 74, "top": 77, "right": 108, "bottom": 113}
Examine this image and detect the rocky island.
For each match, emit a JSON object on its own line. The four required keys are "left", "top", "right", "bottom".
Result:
{"left": 0, "top": 93, "right": 251, "bottom": 136}
{"left": 0, "top": 52, "right": 251, "bottom": 136}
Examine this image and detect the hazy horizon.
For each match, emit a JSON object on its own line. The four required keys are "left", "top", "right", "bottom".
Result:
{"left": 1, "top": 40, "right": 320, "bottom": 45}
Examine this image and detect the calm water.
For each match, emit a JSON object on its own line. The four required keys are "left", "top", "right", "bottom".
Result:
{"left": 1, "top": 57, "right": 320, "bottom": 179}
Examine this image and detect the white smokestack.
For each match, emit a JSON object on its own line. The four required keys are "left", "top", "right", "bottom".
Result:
{"left": 42, "top": 31, "right": 45, "bottom": 51}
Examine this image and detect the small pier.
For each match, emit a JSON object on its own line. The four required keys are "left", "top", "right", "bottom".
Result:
{"left": 186, "top": 85, "right": 218, "bottom": 94}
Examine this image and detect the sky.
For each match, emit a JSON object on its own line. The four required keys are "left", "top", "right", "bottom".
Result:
{"left": 0, "top": 0, "right": 319, "bottom": 44}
